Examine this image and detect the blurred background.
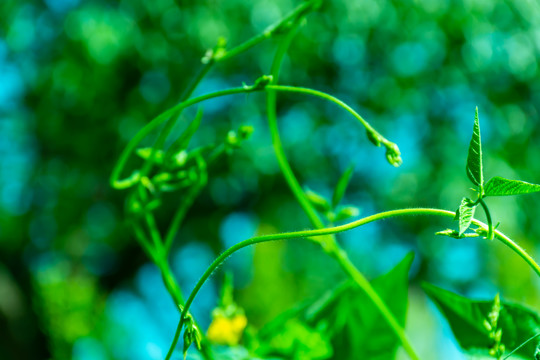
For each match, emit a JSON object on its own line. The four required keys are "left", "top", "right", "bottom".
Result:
{"left": 2, "top": 0, "right": 540, "bottom": 359}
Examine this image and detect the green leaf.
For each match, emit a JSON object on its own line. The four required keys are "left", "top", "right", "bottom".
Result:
{"left": 484, "top": 176, "right": 540, "bottom": 197}
{"left": 332, "top": 165, "right": 354, "bottom": 208}
{"left": 466, "top": 107, "right": 484, "bottom": 188}
{"left": 423, "top": 283, "right": 540, "bottom": 359}
{"left": 304, "top": 252, "right": 414, "bottom": 360}
{"left": 455, "top": 197, "right": 477, "bottom": 236}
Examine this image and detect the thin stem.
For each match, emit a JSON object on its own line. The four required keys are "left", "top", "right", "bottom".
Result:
{"left": 331, "top": 248, "right": 419, "bottom": 359}
{"left": 266, "top": 84, "right": 390, "bottom": 146}
{"left": 478, "top": 198, "right": 494, "bottom": 240}
{"left": 215, "top": 0, "right": 320, "bottom": 62}
{"left": 110, "top": 86, "right": 249, "bottom": 188}
{"left": 265, "top": 22, "right": 414, "bottom": 357}
{"left": 132, "top": 222, "right": 158, "bottom": 261}
{"left": 164, "top": 177, "right": 207, "bottom": 254}
{"left": 111, "top": 84, "right": 394, "bottom": 190}
{"left": 266, "top": 21, "right": 325, "bottom": 230}
{"left": 165, "top": 207, "right": 540, "bottom": 359}
{"left": 503, "top": 332, "right": 540, "bottom": 360}
{"left": 158, "top": 260, "right": 185, "bottom": 308}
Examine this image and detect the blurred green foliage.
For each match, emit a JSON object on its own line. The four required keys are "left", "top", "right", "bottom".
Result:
{"left": 2, "top": 0, "right": 540, "bottom": 359}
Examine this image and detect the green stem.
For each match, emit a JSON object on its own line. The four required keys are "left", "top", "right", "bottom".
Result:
{"left": 478, "top": 198, "right": 494, "bottom": 240}
{"left": 165, "top": 207, "right": 540, "bottom": 359}
{"left": 164, "top": 174, "right": 207, "bottom": 254}
{"left": 265, "top": 21, "right": 414, "bottom": 357}
{"left": 141, "top": 0, "right": 320, "bottom": 178}
{"left": 158, "top": 260, "right": 185, "bottom": 307}
{"left": 266, "top": 84, "right": 394, "bottom": 149}
{"left": 132, "top": 222, "right": 158, "bottom": 261}
{"left": 215, "top": 0, "right": 320, "bottom": 62}
{"left": 111, "top": 84, "right": 395, "bottom": 190}
{"left": 266, "top": 20, "right": 325, "bottom": 230}
{"left": 329, "top": 247, "right": 419, "bottom": 359}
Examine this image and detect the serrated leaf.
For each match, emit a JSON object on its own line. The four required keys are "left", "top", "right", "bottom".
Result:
{"left": 332, "top": 165, "right": 354, "bottom": 208}
{"left": 484, "top": 176, "right": 540, "bottom": 197}
{"left": 455, "top": 197, "right": 477, "bottom": 236}
{"left": 423, "top": 283, "right": 540, "bottom": 359}
{"left": 466, "top": 107, "right": 484, "bottom": 188}
{"left": 304, "top": 252, "right": 414, "bottom": 360}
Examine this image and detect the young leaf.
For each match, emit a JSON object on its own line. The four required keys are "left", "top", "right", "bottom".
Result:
{"left": 332, "top": 165, "right": 355, "bottom": 208}
{"left": 455, "top": 197, "right": 477, "bottom": 236}
{"left": 305, "top": 188, "right": 330, "bottom": 213}
{"left": 484, "top": 176, "right": 540, "bottom": 197}
{"left": 333, "top": 205, "right": 361, "bottom": 222}
{"left": 423, "top": 283, "right": 540, "bottom": 359}
{"left": 466, "top": 107, "right": 484, "bottom": 189}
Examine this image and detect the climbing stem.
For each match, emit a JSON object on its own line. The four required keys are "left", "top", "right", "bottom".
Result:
{"left": 111, "top": 84, "right": 394, "bottom": 190}
{"left": 215, "top": 0, "right": 320, "bottom": 62}
{"left": 265, "top": 19, "right": 414, "bottom": 357}
{"left": 328, "top": 247, "right": 420, "bottom": 360}
{"left": 478, "top": 197, "right": 493, "bottom": 240}
{"left": 164, "top": 207, "right": 540, "bottom": 360}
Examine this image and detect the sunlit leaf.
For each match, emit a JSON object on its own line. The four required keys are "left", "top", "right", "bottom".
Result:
{"left": 466, "top": 107, "right": 483, "bottom": 188}
{"left": 455, "top": 197, "right": 477, "bottom": 236}
{"left": 423, "top": 283, "right": 540, "bottom": 359}
{"left": 484, "top": 176, "right": 540, "bottom": 197}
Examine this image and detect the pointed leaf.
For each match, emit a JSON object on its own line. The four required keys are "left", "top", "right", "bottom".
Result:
{"left": 423, "top": 283, "right": 540, "bottom": 359}
{"left": 466, "top": 107, "right": 484, "bottom": 188}
{"left": 332, "top": 165, "right": 355, "bottom": 208}
{"left": 484, "top": 176, "right": 540, "bottom": 197}
{"left": 455, "top": 197, "right": 477, "bottom": 236}
{"left": 304, "top": 252, "right": 414, "bottom": 360}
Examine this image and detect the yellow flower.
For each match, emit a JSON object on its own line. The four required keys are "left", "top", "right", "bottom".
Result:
{"left": 207, "top": 314, "right": 247, "bottom": 346}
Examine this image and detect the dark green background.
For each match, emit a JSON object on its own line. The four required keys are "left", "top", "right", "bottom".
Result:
{"left": 2, "top": 0, "right": 540, "bottom": 359}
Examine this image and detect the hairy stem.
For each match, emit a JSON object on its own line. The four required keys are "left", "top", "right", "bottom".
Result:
{"left": 165, "top": 207, "right": 540, "bottom": 359}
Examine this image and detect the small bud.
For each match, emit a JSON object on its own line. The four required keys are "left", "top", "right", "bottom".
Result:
{"left": 435, "top": 229, "right": 461, "bottom": 239}
{"left": 238, "top": 125, "right": 254, "bottom": 140}
{"left": 174, "top": 150, "right": 188, "bottom": 167}
{"left": 334, "top": 206, "right": 361, "bottom": 222}
{"left": 385, "top": 142, "right": 403, "bottom": 167}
